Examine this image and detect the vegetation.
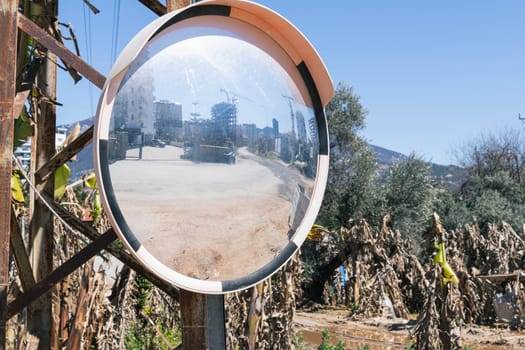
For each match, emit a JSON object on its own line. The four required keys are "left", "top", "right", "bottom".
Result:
{"left": 292, "top": 335, "right": 308, "bottom": 350}
{"left": 317, "top": 330, "right": 345, "bottom": 350}
{"left": 317, "top": 83, "right": 438, "bottom": 239}
{"left": 378, "top": 153, "right": 435, "bottom": 242}
{"left": 318, "top": 82, "right": 377, "bottom": 228}
{"left": 9, "top": 53, "right": 525, "bottom": 348}
{"left": 317, "top": 83, "right": 525, "bottom": 243}
{"left": 297, "top": 82, "right": 525, "bottom": 348}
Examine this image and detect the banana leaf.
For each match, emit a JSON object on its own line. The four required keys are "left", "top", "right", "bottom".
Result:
{"left": 84, "top": 172, "right": 97, "bottom": 189}
{"left": 54, "top": 163, "right": 71, "bottom": 200}
{"left": 11, "top": 172, "right": 24, "bottom": 203}
{"left": 13, "top": 108, "right": 32, "bottom": 149}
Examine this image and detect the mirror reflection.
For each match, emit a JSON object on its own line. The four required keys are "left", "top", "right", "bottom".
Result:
{"left": 106, "top": 28, "right": 320, "bottom": 281}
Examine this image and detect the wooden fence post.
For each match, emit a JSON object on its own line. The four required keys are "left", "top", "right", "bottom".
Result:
{"left": 166, "top": 0, "right": 191, "bottom": 11}
{"left": 28, "top": 1, "right": 59, "bottom": 348}
{"left": 0, "top": 1, "right": 19, "bottom": 349}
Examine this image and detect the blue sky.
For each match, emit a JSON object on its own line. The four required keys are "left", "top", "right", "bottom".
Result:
{"left": 57, "top": 1, "right": 525, "bottom": 165}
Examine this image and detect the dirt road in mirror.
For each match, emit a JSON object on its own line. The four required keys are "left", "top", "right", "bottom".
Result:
{"left": 109, "top": 145, "right": 311, "bottom": 281}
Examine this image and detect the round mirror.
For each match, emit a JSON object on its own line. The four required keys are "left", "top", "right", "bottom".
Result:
{"left": 95, "top": 0, "right": 333, "bottom": 293}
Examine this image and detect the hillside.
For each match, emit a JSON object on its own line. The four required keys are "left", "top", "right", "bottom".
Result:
{"left": 369, "top": 144, "right": 466, "bottom": 190}
{"left": 369, "top": 144, "right": 406, "bottom": 165}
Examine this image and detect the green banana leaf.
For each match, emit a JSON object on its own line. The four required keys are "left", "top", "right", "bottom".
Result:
{"left": 13, "top": 108, "right": 32, "bottom": 149}
{"left": 54, "top": 163, "right": 71, "bottom": 200}
{"left": 84, "top": 173, "right": 97, "bottom": 189}
{"left": 432, "top": 243, "right": 445, "bottom": 265}
{"left": 11, "top": 172, "right": 24, "bottom": 203}
{"left": 91, "top": 192, "right": 102, "bottom": 222}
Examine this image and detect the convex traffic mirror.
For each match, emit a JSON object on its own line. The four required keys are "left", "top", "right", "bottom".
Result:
{"left": 94, "top": 0, "right": 333, "bottom": 293}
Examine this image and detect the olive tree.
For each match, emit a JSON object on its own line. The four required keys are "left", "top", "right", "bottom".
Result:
{"left": 317, "top": 82, "right": 378, "bottom": 228}
{"left": 378, "top": 153, "right": 435, "bottom": 241}
{"left": 452, "top": 129, "right": 525, "bottom": 231}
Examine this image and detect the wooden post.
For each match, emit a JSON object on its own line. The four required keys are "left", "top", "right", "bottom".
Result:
{"left": 28, "top": 1, "right": 59, "bottom": 348}
{"left": 164, "top": 1, "right": 226, "bottom": 349}
{"left": 166, "top": 0, "right": 191, "bottom": 11}
{"left": 180, "top": 290, "right": 207, "bottom": 349}
{"left": 0, "top": 1, "right": 19, "bottom": 348}
{"left": 179, "top": 290, "right": 226, "bottom": 350}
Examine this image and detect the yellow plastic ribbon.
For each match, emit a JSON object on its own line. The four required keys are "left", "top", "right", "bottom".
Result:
{"left": 432, "top": 243, "right": 459, "bottom": 285}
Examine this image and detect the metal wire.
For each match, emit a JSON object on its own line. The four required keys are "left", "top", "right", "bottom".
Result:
{"left": 110, "top": 0, "right": 121, "bottom": 65}
{"left": 12, "top": 155, "right": 89, "bottom": 245}
{"left": 82, "top": 0, "right": 95, "bottom": 117}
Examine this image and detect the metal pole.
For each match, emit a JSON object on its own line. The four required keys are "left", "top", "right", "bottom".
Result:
{"left": 206, "top": 294, "right": 226, "bottom": 350}
{"left": 0, "top": 1, "right": 19, "bottom": 349}
{"left": 164, "top": 1, "right": 226, "bottom": 349}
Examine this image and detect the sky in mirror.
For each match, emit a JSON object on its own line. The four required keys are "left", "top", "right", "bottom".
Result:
{"left": 121, "top": 25, "right": 313, "bottom": 136}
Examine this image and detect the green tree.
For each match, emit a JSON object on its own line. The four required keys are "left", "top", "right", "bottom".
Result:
{"left": 450, "top": 129, "right": 525, "bottom": 231}
{"left": 432, "top": 186, "right": 470, "bottom": 230}
{"left": 326, "top": 83, "right": 367, "bottom": 154}
{"left": 458, "top": 171, "right": 525, "bottom": 231}
{"left": 317, "top": 82, "right": 377, "bottom": 228}
{"left": 379, "top": 153, "right": 435, "bottom": 240}
{"left": 459, "top": 130, "right": 525, "bottom": 184}
{"left": 458, "top": 128, "right": 525, "bottom": 198}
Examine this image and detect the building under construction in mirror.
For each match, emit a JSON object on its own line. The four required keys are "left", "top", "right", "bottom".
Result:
{"left": 181, "top": 101, "right": 237, "bottom": 164}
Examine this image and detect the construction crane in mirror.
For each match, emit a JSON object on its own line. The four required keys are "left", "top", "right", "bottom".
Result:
{"left": 220, "top": 88, "right": 239, "bottom": 105}
{"left": 282, "top": 94, "right": 296, "bottom": 139}
{"left": 220, "top": 88, "right": 264, "bottom": 105}
{"left": 220, "top": 88, "right": 273, "bottom": 126}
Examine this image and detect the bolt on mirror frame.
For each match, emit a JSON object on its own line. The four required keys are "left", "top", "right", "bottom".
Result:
{"left": 94, "top": 0, "right": 334, "bottom": 294}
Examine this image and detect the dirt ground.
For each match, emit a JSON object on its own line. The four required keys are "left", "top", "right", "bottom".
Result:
{"left": 294, "top": 308, "right": 525, "bottom": 349}
{"left": 108, "top": 145, "right": 309, "bottom": 281}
